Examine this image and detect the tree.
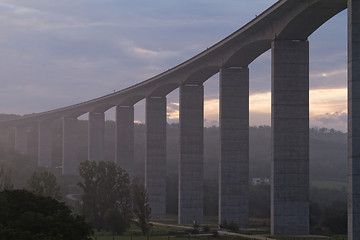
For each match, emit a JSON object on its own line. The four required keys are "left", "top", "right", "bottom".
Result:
{"left": 310, "top": 201, "right": 322, "bottom": 233}
{"left": 0, "top": 189, "right": 93, "bottom": 240}
{"left": 133, "top": 180, "right": 151, "bottom": 234}
{"left": 323, "top": 201, "right": 347, "bottom": 235}
{"left": 78, "top": 160, "right": 132, "bottom": 231}
{"left": 103, "top": 208, "right": 127, "bottom": 235}
{"left": 0, "top": 144, "right": 38, "bottom": 189}
{"left": 27, "top": 170, "right": 61, "bottom": 200}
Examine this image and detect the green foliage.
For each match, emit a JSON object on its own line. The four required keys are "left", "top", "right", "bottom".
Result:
{"left": 0, "top": 146, "right": 37, "bottom": 189}
{"left": 310, "top": 201, "right": 322, "bottom": 233}
{"left": 190, "top": 223, "right": 200, "bottom": 234}
{"left": 0, "top": 189, "right": 93, "bottom": 240}
{"left": 27, "top": 170, "right": 61, "bottom": 200}
{"left": 202, "top": 225, "right": 210, "bottom": 233}
{"left": 132, "top": 180, "right": 152, "bottom": 235}
{"left": 322, "top": 201, "right": 347, "bottom": 235}
{"left": 78, "top": 161, "right": 132, "bottom": 232}
{"left": 0, "top": 115, "right": 351, "bottom": 236}
{"left": 220, "top": 220, "right": 238, "bottom": 231}
{"left": 212, "top": 230, "right": 219, "bottom": 238}
{"left": 310, "top": 186, "right": 347, "bottom": 208}
{"left": 103, "top": 208, "right": 127, "bottom": 235}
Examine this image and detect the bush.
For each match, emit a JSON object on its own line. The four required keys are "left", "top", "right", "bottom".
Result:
{"left": 202, "top": 225, "right": 210, "bottom": 232}
{"left": 212, "top": 230, "right": 219, "bottom": 238}
{"left": 0, "top": 189, "right": 93, "bottom": 240}
{"left": 221, "top": 220, "right": 238, "bottom": 231}
{"left": 103, "top": 208, "right": 127, "bottom": 235}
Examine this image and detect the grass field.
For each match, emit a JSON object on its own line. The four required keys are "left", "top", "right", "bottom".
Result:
{"left": 266, "top": 236, "right": 347, "bottom": 240}
{"left": 92, "top": 223, "right": 347, "bottom": 240}
{"left": 93, "top": 232, "right": 347, "bottom": 240}
{"left": 93, "top": 234, "right": 248, "bottom": 240}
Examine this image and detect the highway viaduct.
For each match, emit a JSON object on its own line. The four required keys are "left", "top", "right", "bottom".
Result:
{"left": 0, "top": 0, "right": 358, "bottom": 238}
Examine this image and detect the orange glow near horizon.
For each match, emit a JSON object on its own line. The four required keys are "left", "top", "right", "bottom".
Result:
{"left": 309, "top": 87, "right": 347, "bottom": 117}
{"left": 165, "top": 87, "right": 347, "bottom": 130}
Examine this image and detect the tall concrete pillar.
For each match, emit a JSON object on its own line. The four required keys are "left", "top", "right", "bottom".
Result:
{"left": 63, "top": 117, "right": 78, "bottom": 175}
{"left": 146, "top": 96, "right": 167, "bottom": 220}
{"left": 179, "top": 84, "right": 204, "bottom": 224}
{"left": 219, "top": 67, "right": 249, "bottom": 228}
{"left": 348, "top": 1, "right": 360, "bottom": 239}
{"left": 115, "top": 105, "right": 134, "bottom": 177}
{"left": 15, "top": 125, "right": 28, "bottom": 154}
{"left": 38, "top": 121, "right": 53, "bottom": 168}
{"left": 88, "top": 111, "right": 105, "bottom": 162}
{"left": 271, "top": 39, "right": 309, "bottom": 235}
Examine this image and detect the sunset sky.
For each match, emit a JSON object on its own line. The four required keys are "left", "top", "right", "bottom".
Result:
{"left": 0, "top": 0, "right": 348, "bottom": 131}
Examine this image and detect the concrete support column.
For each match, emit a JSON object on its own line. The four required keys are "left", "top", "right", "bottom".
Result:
{"left": 271, "top": 39, "right": 309, "bottom": 235}
{"left": 146, "top": 96, "right": 167, "bottom": 220}
{"left": 15, "top": 125, "right": 28, "bottom": 154}
{"left": 348, "top": 1, "right": 360, "bottom": 239}
{"left": 88, "top": 111, "right": 105, "bottom": 162}
{"left": 115, "top": 105, "right": 134, "bottom": 177}
{"left": 38, "top": 121, "right": 53, "bottom": 168}
{"left": 179, "top": 84, "right": 204, "bottom": 224}
{"left": 63, "top": 117, "right": 78, "bottom": 175}
{"left": 219, "top": 67, "right": 249, "bottom": 228}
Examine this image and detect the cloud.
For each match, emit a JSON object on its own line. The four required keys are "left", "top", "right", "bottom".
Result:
{"left": 0, "top": 2, "right": 39, "bottom": 15}
{"left": 0, "top": 0, "right": 348, "bottom": 133}
{"left": 118, "top": 41, "right": 180, "bottom": 62}
{"left": 250, "top": 112, "right": 270, "bottom": 127}
{"left": 250, "top": 92, "right": 271, "bottom": 113}
{"left": 0, "top": 2, "right": 86, "bottom": 32}
{"left": 315, "top": 112, "right": 347, "bottom": 125}
{"left": 311, "top": 68, "right": 347, "bottom": 78}
{"left": 167, "top": 103, "right": 179, "bottom": 121}
{"left": 312, "top": 112, "right": 347, "bottom": 132}
{"left": 107, "top": 85, "right": 347, "bottom": 131}
{"left": 309, "top": 88, "right": 347, "bottom": 115}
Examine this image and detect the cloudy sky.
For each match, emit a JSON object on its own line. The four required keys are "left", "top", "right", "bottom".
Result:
{"left": 0, "top": 0, "right": 348, "bottom": 131}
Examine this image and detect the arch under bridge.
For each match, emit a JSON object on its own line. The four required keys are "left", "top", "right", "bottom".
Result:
{"left": 0, "top": 0, "right": 358, "bottom": 238}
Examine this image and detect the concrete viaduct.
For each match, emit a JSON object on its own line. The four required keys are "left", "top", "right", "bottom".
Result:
{"left": 0, "top": 0, "right": 358, "bottom": 238}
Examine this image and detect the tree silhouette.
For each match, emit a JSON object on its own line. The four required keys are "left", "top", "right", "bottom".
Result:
{"left": 0, "top": 189, "right": 93, "bottom": 240}
{"left": 78, "top": 160, "right": 132, "bottom": 232}
{"left": 133, "top": 179, "right": 151, "bottom": 234}
{"left": 27, "top": 170, "right": 61, "bottom": 200}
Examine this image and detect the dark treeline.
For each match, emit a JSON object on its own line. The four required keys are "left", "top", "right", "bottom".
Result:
{"left": 0, "top": 114, "right": 347, "bottom": 182}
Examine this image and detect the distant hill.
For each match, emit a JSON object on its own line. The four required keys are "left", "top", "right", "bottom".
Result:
{"left": 0, "top": 114, "right": 347, "bottom": 183}
{"left": 0, "top": 114, "right": 21, "bottom": 121}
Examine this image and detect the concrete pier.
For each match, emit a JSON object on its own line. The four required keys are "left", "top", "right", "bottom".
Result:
{"left": 15, "top": 125, "right": 28, "bottom": 154}
{"left": 145, "top": 96, "right": 167, "bottom": 220}
{"left": 219, "top": 67, "right": 249, "bottom": 228}
{"left": 271, "top": 39, "right": 309, "bottom": 235}
{"left": 179, "top": 84, "right": 204, "bottom": 224}
{"left": 88, "top": 111, "right": 105, "bottom": 162}
{"left": 63, "top": 117, "right": 78, "bottom": 175}
{"left": 348, "top": 1, "right": 360, "bottom": 239}
{"left": 38, "top": 121, "right": 53, "bottom": 168}
{"left": 115, "top": 105, "right": 134, "bottom": 177}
